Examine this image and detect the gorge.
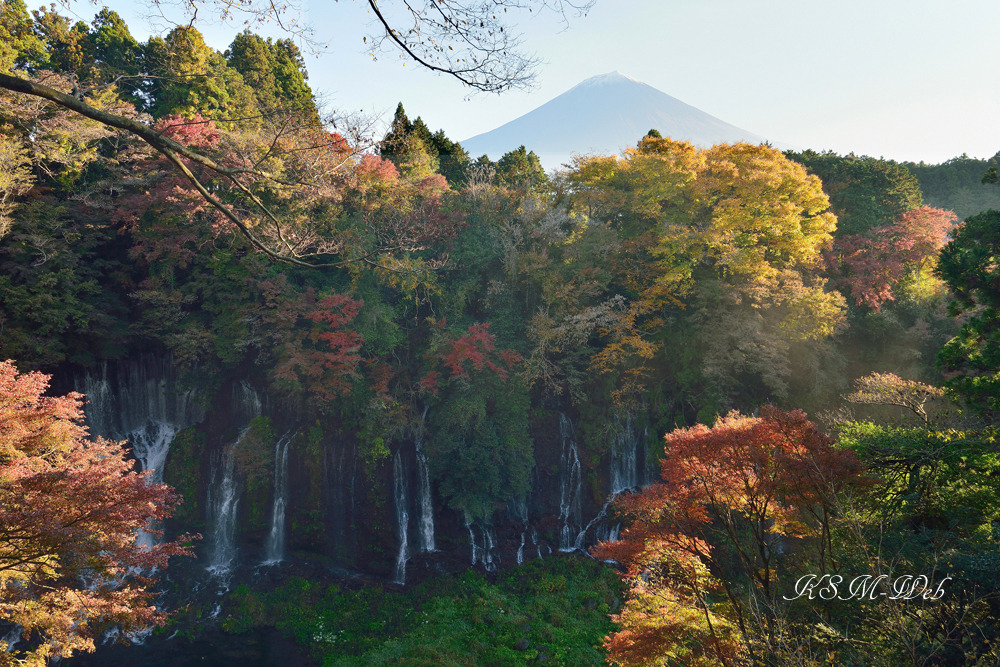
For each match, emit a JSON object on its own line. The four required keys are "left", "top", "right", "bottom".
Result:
{"left": 71, "top": 357, "right": 655, "bottom": 586}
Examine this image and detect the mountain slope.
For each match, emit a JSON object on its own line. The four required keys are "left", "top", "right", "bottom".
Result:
{"left": 461, "top": 71, "right": 775, "bottom": 170}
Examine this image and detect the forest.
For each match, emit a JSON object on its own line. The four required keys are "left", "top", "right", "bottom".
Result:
{"left": 1, "top": 1, "right": 1000, "bottom": 665}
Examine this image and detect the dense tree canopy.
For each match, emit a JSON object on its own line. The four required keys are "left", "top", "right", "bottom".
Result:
{"left": 906, "top": 152, "right": 1000, "bottom": 220}
{"left": 0, "top": 0, "right": 594, "bottom": 269}
{"left": 225, "top": 31, "right": 315, "bottom": 119}
{"left": 935, "top": 209, "right": 1000, "bottom": 413}
{"left": 826, "top": 205, "right": 956, "bottom": 311}
{"left": 495, "top": 145, "right": 548, "bottom": 191}
{"left": 787, "top": 150, "right": 923, "bottom": 238}
{"left": 558, "top": 138, "right": 846, "bottom": 416}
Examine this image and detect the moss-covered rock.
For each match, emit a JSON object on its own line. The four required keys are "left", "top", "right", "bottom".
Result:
{"left": 235, "top": 416, "right": 276, "bottom": 535}
{"left": 163, "top": 426, "right": 208, "bottom": 529}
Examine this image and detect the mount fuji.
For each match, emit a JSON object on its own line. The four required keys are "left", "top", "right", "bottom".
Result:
{"left": 461, "top": 71, "right": 782, "bottom": 170}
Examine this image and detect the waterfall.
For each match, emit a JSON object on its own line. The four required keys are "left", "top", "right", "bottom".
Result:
{"left": 551, "top": 412, "right": 644, "bottom": 554}
{"left": 464, "top": 513, "right": 478, "bottom": 566}
{"left": 232, "top": 380, "right": 263, "bottom": 425}
{"left": 414, "top": 449, "right": 435, "bottom": 552}
{"left": 570, "top": 412, "right": 646, "bottom": 551}
{"left": 414, "top": 418, "right": 435, "bottom": 552}
{"left": 507, "top": 497, "right": 529, "bottom": 524}
{"left": 558, "top": 413, "right": 582, "bottom": 552}
{"left": 131, "top": 422, "right": 179, "bottom": 486}
{"left": 263, "top": 431, "right": 295, "bottom": 564}
{"left": 610, "top": 412, "right": 640, "bottom": 495}
{"left": 393, "top": 450, "right": 410, "bottom": 585}
{"left": 463, "top": 512, "right": 499, "bottom": 572}
{"left": 600, "top": 522, "right": 621, "bottom": 543}
{"left": 101, "top": 624, "right": 152, "bottom": 647}
{"left": 200, "top": 378, "right": 266, "bottom": 575}
{"left": 507, "top": 497, "right": 530, "bottom": 566}
{"left": 575, "top": 499, "right": 618, "bottom": 551}
{"left": 133, "top": 420, "right": 181, "bottom": 550}
{"left": 79, "top": 364, "right": 116, "bottom": 439}
{"left": 202, "top": 381, "right": 261, "bottom": 572}
{"left": 79, "top": 357, "right": 204, "bottom": 444}
{"left": 77, "top": 357, "right": 205, "bottom": 549}
{"left": 207, "top": 435, "right": 242, "bottom": 574}
{"left": 485, "top": 527, "right": 497, "bottom": 571}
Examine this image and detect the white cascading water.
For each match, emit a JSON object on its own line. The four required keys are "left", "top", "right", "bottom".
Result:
{"left": 263, "top": 431, "right": 295, "bottom": 564}
{"left": 574, "top": 413, "right": 648, "bottom": 550}
{"left": 464, "top": 512, "right": 499, "bottom": 572}
{"left": 207, "top": 438, "right": 241, "bottom": 574}
{"left": 533, "top": 528, "right": 547, "bottom": 560}
{"left": 508, "top": 497, "right": 529, "bottom": 524}
{"left": 393, "top": 450, "right": 410, "bottom": 584}
{"left": 101, "top": 624, "right": 153, "bottom": 647}
{"left": 609, "top": 412, "right": 639, "bottom": 495}
{"left": 414, "top": 416, "right": 435, "bottom": 552}
{"left": 79, "top": 358, "right": 204, "bottom": 450}
{"left": 414, "top": 449, "right": 435, "bottom": 553}
{"left": 77, "top": 358, "right": 205, "bottom": 549}
{"left": 557, "top": 413, "right": 582, "bottom": 552}
{"left": 465, "top": 514, "right": 478, "bottom": 566}
{"left": 132, "top": 421, "right": 180, "bottom": 549}
{"left": 205, "top": 384, "right": 263, "bottom": 574}
{"left": 576, "top": 500, "right": 619, "bottom": 551}
{"left": 507, "top": 497, "right": 530, "bottom": 565}
{"left": 232, "top": 380, "right": 263, "bottom": 426}
{"left": 79, "top": 364, "right": 116, "bottom": 438}
{"left": 485, "top": 527, "right": 497, "bottom": 571}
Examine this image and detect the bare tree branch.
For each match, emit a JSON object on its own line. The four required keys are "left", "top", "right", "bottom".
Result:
{"left": 364, "top": 0, "right": 594, "bottom": 92}
{"left": 0, "top": 71, "right": 386, "bottom": 267}
{"left": 113, "top": 0, "right": 593, "bottom": 91}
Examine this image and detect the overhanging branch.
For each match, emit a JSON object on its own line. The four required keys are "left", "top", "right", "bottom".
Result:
{"left": 0, "top": 72, "right": 362, "bottom": 268}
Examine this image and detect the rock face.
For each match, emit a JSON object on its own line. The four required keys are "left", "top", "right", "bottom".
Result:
{"left": 70, "top": 355, "right": 661, "bottom": 586}
{"left": 461, "top": 71, "right": 775, "bottom": 170}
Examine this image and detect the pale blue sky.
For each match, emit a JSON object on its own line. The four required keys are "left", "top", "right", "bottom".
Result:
{"left": 87, "top": 0, "right": 1000, "bottom": 164}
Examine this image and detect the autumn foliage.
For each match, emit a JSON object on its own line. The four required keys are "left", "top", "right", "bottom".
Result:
{"left": 826, "top": 205, "right": 956, "bottom": 310}
{"left": 844, "top": 371, "right": 944, "bottom": 424}
{"left": 272, "top": 291, "right": 365, "bottom": 403}
{"left": 420, "top": 321, "right": 521, "bottom": 393}
{"left": 0, "top": 361, "right": 193, "bottom": 665}
{"left": 559, "top": 140, "right": 847, "bottom": 410}
{"left": 594, "top": 407, "right": 867, "bottom": 666}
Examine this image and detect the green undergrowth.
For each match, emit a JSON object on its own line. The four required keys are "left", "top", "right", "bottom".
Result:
{"left": 222, "top": 556, "right": 623, "bottom": 666}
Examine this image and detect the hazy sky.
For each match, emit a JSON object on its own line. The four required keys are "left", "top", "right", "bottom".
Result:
{"left": 94, "top": 0, "right": 1000, "bottom": 164}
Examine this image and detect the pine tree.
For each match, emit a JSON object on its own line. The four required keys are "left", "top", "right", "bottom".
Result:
{"left": 145, "top": 26, "right": 255, "bottom": 120}
{"left": 225, "top": 31, "right": 317, "bottom": 121}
